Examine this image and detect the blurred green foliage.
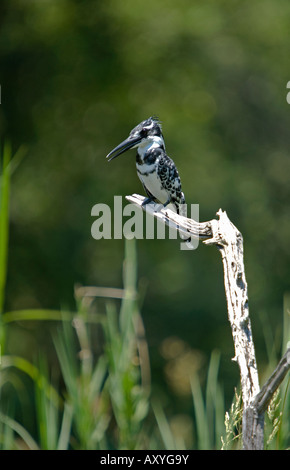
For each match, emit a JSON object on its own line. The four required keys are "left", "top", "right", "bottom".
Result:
{"left": 0, "top": 0, "right": 289, "bottom": 448}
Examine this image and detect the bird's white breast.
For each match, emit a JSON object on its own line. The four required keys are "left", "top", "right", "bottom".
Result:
{"left": 136, "top": 162, "right": 168, "bottom": 204}
{"left": 136, "top": 135, "right": 174, "bottom": 206}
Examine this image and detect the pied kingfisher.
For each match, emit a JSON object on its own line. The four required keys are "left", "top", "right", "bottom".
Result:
{"left": 106, "top": 117, "right": 188, "bottom": 217}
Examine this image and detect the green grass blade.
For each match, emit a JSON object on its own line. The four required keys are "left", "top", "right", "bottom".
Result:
{"left": 191, "top": 374, "right": 210, "bottom": 449}
{"left": 0, "top": 417, "right": 14, "bottom": 449}
{"left": 0, "top": 412, "right": 39, "bottom": 450}
{"left": 53, "top": 325, "right": 79, "bottom": 404}
{"left": 3, "top": 309, "right": 75, "bottom": 324}
{"left": 152, "top": 400, "right": 176, "bottom": 450}
{"left": 57, "top": 403, "right": 73, "bottom": 450}
{"left": 205, "top": 350, "right": 221, "bottom": 446}
{"left": 1, "top": 355, "right": 61, "bottom": 408}
{"left": 119, "top": 239, "right": 138, "bottom": 335}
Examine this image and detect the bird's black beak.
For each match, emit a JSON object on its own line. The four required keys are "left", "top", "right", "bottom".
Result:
{"left": 106, "top": 135, "right": 141, "bottom": 162}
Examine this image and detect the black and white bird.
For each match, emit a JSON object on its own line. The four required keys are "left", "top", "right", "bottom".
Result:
{"left": 106, "top": 117, "right": 188, "bottom": 217}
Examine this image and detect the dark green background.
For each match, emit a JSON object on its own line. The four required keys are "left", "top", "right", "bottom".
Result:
{"left": 1, "top": 0, "right": 290, "bottom": 412}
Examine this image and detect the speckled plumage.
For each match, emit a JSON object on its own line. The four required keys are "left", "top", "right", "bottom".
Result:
{"left": 136, "top": 147, "right": 186, "bottom": 215}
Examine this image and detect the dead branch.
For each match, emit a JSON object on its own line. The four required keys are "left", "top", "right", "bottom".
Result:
{"left": 254, "top": 348, "right": 290, "bottom": 414}
{"left": 126, "top": 193, "right": 290, "bottom": 450}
